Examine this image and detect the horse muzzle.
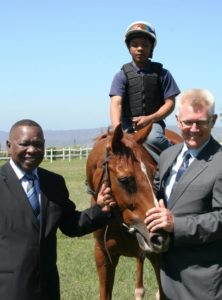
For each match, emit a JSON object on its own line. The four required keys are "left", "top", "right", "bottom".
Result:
{"left": 127, "top": 222, "right": 170, "bottom": 254}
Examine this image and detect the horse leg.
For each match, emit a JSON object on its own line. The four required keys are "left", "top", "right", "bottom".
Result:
{"left": 148, "top": 254, "right": 166, "bottom": 300}
{"left": 94, "top": 241, "right": 119, "bottom": 300}
{"left": 135, "top": 256, "right": 145, "bottom": 300}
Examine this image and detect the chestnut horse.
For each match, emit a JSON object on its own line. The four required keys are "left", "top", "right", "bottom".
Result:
{"left": 86, "top": 123, "right": 182, "bottom": 300}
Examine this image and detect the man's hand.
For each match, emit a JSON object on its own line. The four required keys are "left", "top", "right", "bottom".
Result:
{"left": 97, "top": 183, "right": 116, "bottom": 212}
{"left": 144, "top": 199, "right": 174, "bottom": 232}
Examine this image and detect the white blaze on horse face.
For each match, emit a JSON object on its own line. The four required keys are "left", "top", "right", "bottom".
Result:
{"left": 140, "top": 161, "right": 148, "bottom": 178}
{"left": 140, "top": 160, "right": 158, "bottom": 206}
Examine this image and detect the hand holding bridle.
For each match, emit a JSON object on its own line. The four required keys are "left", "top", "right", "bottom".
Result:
{"left": 97, "top": 183, "right": 116, "bottom": 212}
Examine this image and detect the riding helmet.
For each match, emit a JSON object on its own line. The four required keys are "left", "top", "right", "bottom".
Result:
{"left": 125, "top": 21, "right": 157, "bottom": 47}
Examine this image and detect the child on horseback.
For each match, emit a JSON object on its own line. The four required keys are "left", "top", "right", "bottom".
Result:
{"left": 109, "top": 21, "right": 180, "bottom": 154}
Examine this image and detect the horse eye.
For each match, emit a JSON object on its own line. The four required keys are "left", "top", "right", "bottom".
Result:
{"left": 118, "top": 176, "right": 131, "bottom": 184}
{"left": 118, "top": 176, "right": 136, "bottom": 193}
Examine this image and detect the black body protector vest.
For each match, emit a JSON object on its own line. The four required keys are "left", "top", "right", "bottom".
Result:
{"left": 122, "top": 61, "right": 164, "bottom": 129}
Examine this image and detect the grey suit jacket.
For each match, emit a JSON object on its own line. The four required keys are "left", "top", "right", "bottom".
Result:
{"left": 154, "top": 137, "right": 222, "bottom": 300}
{"left": 0, "top": 162, "right": 111, "bottom": 300}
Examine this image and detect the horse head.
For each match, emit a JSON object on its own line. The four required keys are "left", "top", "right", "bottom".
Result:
{"left": 86, "top": 123, "right": 170, "bottom": 254}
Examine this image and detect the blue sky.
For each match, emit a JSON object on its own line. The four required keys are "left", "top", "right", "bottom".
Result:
{"left": 0, "top": 0, "right": 221, "bottom": 131}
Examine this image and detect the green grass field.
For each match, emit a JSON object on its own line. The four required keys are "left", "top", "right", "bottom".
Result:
{"left": 1, "top": 159, "right": 158, "bottom": 299}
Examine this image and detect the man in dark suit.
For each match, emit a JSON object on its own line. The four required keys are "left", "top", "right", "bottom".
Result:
{"left": 145, "top": 89, "right": 222, "bottom": 300}
{"left": 0, "top": 119, "right": 115, "bottom": 300}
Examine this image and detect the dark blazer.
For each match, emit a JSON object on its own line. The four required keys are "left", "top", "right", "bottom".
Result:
{"left": 0, "top": 162, "right": 110, "bottom": 300}
{"left": 154, "top": 137, "right": 222, "bottom": 300}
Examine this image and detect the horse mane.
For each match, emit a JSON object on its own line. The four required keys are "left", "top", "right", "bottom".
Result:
{"left": 93, "top": 127, "right": 113, "bottom": 144}
{"left": 93, "top": 127, "right": 153, "bottom": 165}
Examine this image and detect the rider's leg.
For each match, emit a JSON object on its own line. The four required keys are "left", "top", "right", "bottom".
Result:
{"left": 146, "top": 122, "right": 172, "bottom": 152}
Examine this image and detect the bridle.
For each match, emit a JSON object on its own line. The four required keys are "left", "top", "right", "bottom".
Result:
{"left": 86, "top": 145, "right": 115, "bottom": 264}
{"left": 86, "top": 145, "right": 139, "bottom": 264}
{"left": 86, "top": 146, "right": 111, "bottom": 198}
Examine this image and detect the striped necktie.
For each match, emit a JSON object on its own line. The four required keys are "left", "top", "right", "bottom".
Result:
{"left": 170, "top": 151, "right": 191, "bottom": 197}
{"left": 175, "top": 151, "right": 191, "bottom": 183}
{"left": 25, "top": 173, "right": 40, "bottom": 223}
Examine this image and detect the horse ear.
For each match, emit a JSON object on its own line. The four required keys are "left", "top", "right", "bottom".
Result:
{"left": 111, "top": 124, "right": 123, "bottom": 153}
{"left": 133, "top": 122, "right": 153, "bottom": 144}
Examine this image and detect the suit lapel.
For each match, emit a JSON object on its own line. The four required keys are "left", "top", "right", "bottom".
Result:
{"left": 160, "top": 144, "right": 183, "bottom": 191}
{"left": 168, "top": 158, "right": 208, "bottom": 209}
{"left": 167, "top": 137, "right": 220, "bottom": 209}
{"left": 39, "top": 191, "right": 48, "bottom": 240}
{"left": 37, "top": 170, "right": 48, "bottom": 240}
{"left": 1, "top": 162, "right": 40, "bottom": 230}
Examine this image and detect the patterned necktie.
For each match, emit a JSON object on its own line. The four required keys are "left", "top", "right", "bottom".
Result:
{"left": 170, "top": 151, "right": 191, "bottom": 197}
{"left": 175, "top": 151, "right": 191, "bottom": 183}
{"left": 25, "top": 173, "right": 40, "bottom": 223}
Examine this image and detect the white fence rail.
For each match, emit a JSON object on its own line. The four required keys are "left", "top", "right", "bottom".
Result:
{"left": 0, "top": 147, "right": 92, "bottom": 163}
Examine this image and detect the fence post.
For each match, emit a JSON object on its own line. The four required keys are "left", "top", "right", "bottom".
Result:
{"left": 68, "top": 147, "right": 71, "bottom": 161}
{"left": 80, "top": 148, "right": 82, "bottom": 160}
{"left": 50, "top": 148, "right": 53, "bottom": 163}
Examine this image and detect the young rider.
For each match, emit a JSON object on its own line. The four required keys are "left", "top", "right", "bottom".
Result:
{"left": 109, "top": 21, "right": 180, "bottom": 153}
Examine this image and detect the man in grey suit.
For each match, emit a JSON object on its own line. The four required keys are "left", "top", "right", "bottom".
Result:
{"left": 145, "top": 89, "right": 222, "bottom": 300}
{"left": 0, "top": 119, "right": 115, "bottom": 300}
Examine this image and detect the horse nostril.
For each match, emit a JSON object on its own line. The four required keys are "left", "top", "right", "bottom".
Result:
{"left": 150, "top": 233, "right": 164, "bottom": 247}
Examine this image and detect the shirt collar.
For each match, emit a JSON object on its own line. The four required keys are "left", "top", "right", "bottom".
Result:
{"left": 182, "top": 138, "right": 211, "bottom": 158}
{"left": 9, "top": 158, "right": 39, "bottom": 180}
{"left": 131, "top": 60, "right": 151, "bottom": 73}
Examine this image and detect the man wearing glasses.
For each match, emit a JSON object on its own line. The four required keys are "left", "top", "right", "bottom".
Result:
{"left": 145, "top": 89, "right": 222, "bottom": 300}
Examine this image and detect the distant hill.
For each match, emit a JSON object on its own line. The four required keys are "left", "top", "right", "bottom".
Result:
{"left": 44, "top": 128, "right": 108, "bottom": 147}
{"left": 0, "top": 126, "right": 221, "bottom": 150}
{"left": 0, "top": 127, "right": 108, "bottom": 149}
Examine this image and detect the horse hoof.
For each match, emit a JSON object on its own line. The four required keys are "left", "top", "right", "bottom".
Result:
{"left": 135, "top": 287, "right": 145, "bottom": 300}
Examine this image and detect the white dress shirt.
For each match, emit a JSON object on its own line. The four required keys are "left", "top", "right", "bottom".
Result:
{"left": 164, "top": 140, "right": 210, "bottom": 202}
{"left": 9, "top": 159, "right": 41, "bottom": 205}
